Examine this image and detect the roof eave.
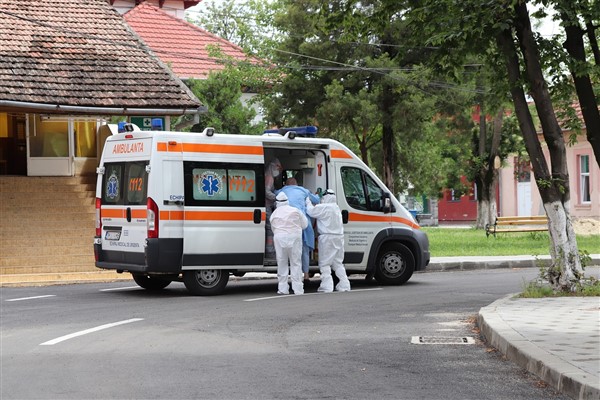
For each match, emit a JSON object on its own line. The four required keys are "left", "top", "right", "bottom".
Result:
{"left": 0, "top": 100, "right": 207, "bottom": 116}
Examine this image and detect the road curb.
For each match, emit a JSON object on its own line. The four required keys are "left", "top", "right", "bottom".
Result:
{"left": 478, "top": 295, "right": 600, "bottom": 400}
{"left": 1, "top": 255, "right": 598, "bottom": 287}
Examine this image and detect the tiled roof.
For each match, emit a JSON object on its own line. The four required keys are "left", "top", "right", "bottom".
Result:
{"left": 0, "top": 0, "right": 202, "bottom": 114}
{"left": 124, "top": 3, "right": 259, "bottom": 79}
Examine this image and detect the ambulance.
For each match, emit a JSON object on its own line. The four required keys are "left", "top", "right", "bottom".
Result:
{"left": 94, "top": 125, "right": 430, "bottom": 295}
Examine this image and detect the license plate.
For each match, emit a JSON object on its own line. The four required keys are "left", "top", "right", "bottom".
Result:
{"left": 105, "top": 231, "right": 121, "bottom": 241}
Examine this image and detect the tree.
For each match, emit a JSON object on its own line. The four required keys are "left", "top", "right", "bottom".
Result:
{"left": 186, "top": 64, "right": 264, "bottom": 134}
{"left": 408, "top": 0, "right": 587, "bottom": 290}
{"left": 551, "top": 0, "right": 600, "bottom": 167}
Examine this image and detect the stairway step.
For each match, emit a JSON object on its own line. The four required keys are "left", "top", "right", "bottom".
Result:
{"left": 0, "top": 219, "right": 95, "bottom": 230}
{"left": 1, "top": 212, "right": 95, "bottom": 222}
{"left": 1, "top": 243, "right": 92, "bottom": 257}
{"left": 0, "top": 271, "right": 132, "bottom": 286}
{"left": 1, "top": 264, "right": 99, "bottom": 275}
{"left": 0, "top": 227, "right": 92, "bottom": 240}
{"left": 1, "top": 254, "right": 94, "bottom": 268}
{"left": 0, "top": 192, "right": 96, "bottom": 205}
{"left": 1, "top": 235, "right": 91, "bottom": 248}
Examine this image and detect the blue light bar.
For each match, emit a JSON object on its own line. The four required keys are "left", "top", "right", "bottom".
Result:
{"left": 151, "top": 118, "right": 163, "bottom": 131}
{"left": 263, "top": 126, "right": 318, "bottom": 137}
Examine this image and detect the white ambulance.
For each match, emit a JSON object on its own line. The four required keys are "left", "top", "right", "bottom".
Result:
{"left": 94, "top": 125, "right": 430, "bottom": 295}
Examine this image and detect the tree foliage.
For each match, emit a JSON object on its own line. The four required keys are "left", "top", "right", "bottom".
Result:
{"left": 187, "top": 64, "right": 263, "bottom": 134}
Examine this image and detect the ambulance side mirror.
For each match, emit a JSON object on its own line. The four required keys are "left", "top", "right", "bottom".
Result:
{"left": 382, "top": 193, "right": 392, "bottom": 214}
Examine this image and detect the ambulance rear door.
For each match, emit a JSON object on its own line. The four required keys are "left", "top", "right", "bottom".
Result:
{"left": 181, "top": 143, "right": 266, "bottom": 270}
{"left": 98, "top": 136, "right": 152, "bottom": 267}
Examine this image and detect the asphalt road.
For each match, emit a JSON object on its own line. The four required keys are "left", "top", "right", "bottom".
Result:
{"left": 1, "top": 268, "right": 570, "bottom": 400}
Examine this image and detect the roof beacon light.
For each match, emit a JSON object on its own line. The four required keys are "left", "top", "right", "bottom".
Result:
{"left": 151, "top": 118, "right": 163, "bottom": 131}
{"left": 118, "top": 121, "right": 127, "bottom": 133}
{"left": 263, "top": 126, "right": 318, "bottom": 138}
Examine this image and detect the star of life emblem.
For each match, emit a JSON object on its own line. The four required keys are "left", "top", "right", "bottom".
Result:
{"left": 106, "top": 172, "right": 119, "bottom": 200}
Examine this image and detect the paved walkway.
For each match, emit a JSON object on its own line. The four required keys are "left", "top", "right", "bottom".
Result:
{"left": 1, "top": 255, "right": 599, "bottom": 399}
{"left": 479, "top": 295, "right": 600, "bottom": 400}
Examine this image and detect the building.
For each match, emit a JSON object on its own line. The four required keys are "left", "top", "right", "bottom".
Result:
{"left": 0, "top": 0, "right": 203, "bottom": 177}
{"left": 438, "top": 103, "right": 599, "bottom": 224}
{"left": 122, "top": 1, "right": 265, "bottom": 126}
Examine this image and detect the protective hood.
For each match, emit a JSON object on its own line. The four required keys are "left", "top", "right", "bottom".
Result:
{"left": 322, "top": 189, "right": 337, "bottom": 204}
{"left": 267, "top": 158, "right": 282, "bottom": 177}
{"left": 276, "top": 191, "right": 289, "bottom": 206}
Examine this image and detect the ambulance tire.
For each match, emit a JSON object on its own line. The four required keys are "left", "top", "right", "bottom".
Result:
{"left": 132, "top": 273, "right": 172, "bottom": 291}
{"left": 374, "top": 243, "right": 414, "bottom": 285}
{"left": 183, "top": 269, "right": 229, "bottom": 296}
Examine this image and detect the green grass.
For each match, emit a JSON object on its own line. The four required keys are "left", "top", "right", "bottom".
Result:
{"left": 520, "top": 277, "right": 600, "bottom": 297}
{"left": 422, "top": 227, "right": 600, "bottom": 257}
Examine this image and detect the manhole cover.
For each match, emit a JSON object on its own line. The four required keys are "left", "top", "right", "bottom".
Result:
{"left": 411, "top": 336, "right": 475, "bottom": 344}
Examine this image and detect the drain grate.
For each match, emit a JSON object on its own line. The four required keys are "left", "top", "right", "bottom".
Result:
{"left": 411, "top": 336, "right": 475, "bottom": 345}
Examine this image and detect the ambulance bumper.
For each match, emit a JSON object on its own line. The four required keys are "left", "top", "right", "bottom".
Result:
{"left": 94, "top": 239, "right": 182, "bottom": 274}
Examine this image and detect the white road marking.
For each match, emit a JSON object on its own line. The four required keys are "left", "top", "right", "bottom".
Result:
{"left": 244, "top": 288, "right": 383, "bottom": 302}
{"left": 6, "top": 295, "right": 56, "bottom": 302}
{"left": 100, "top": 286, "right": 140, "bottom": 292}
{"left": 40, "top": 318, "right": 144, "bottom": 346}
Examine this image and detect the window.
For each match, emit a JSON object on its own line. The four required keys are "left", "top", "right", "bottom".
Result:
{"left": 579, "top": 155, "right": 591, "bottom": 204}
{"left": 184, "top": 162, "right": 264, "bottom": 207}
{"left": 341, "top": 167, "right": 384, "bottom": 211}
{"left": 101, "top": 162, "right": 148, "bottom": 206}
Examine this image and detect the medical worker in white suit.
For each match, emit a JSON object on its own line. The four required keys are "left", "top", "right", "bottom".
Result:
{"left": 305, "top": 189, "right": 351, "bottom": 293}
{"left": 270, "top": 192, "right": 308, "bottom": 295}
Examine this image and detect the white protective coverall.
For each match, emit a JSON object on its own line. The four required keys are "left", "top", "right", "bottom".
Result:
{"left": 270, "top": 192, "right": 308, "bottom": 294}
{"left": 305, "top": 190, "right": 351, "bottom": 292}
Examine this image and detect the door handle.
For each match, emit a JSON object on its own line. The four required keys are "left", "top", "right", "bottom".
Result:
{"left": 341, "top": 210, "right": 349, "bottom": 224}
{"left": 126, "top": 207, "right": 132, "bottom": 222}
{"left": 253, "top": 209, "right": 262, "bottom": 224}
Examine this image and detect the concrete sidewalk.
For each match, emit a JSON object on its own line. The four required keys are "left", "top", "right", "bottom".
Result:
{"left": 479, "top": 295, "right": 600, "bottom": 400}
{"left": 1, "top": 255, "right": 599, "bottom": 399}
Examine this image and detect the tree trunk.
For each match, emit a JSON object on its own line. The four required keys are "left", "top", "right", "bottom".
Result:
{"left": 497, "top": 3, "right": 583, "bottom": 291}
{"left": 381, "top": 83, "right": 395, "bottom": 192}
{"left": 585, "top": 19, "right": 600, "bottom": 65}
{"left": 475, "top": 107, "right": 502, "bottom": 229}
{"left": 560, "top": 10, "right": 600, "bottom": 168}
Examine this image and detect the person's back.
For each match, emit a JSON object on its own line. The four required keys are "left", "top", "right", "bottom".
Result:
{"left": 306, "top": 189, "right": 350, "bottom": 293}
{"left": 270, "top": 192, "right": 308, "bottom": 295}
{"left": 270, "top": 203, "right": 307, "bottom": 235}
{"left": 277, "top": 177, "right": 320, "bottom": 282}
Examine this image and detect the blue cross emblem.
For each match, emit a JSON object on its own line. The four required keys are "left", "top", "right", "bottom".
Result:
{"left": 202, "top": 175, "right": 220, "bottom": 196}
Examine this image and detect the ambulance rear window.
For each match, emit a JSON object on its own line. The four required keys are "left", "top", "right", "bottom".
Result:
{"left": 102, "top": 161, "right": 148, "bottom": 205}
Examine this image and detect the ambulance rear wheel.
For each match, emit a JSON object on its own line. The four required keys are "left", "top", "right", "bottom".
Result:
{"left": 183, "top": 269, "right": 229, "bottom": 296}
{"left": 132, "top": 273, "right": 172, "bottom": 291}
{"left": 374, "top": 243, "right": 414, "bottom": 285}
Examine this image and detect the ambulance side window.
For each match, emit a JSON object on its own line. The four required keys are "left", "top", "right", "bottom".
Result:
{"left": 184, "top": 162, "right": 265, "bottom": 207}
{"left": 102, "top": 162, "right": 148, "bottom": 206}
{"left": 341, "top": 167, "right": 384, "bottom": 212}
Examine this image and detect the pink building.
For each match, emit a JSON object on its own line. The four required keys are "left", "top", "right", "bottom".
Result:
{"left": 498, "top": 130, "right": 599, "bottom": 220}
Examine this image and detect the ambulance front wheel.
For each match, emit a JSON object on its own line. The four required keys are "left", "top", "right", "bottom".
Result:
{"left": 132, "top": 273, "right": 172, "bottom": 291}
{"left": 183, "top": 269, "right": 229, "bottom": 296}
{"left": 374, "top": 243, "right": 415, "bottom": 285}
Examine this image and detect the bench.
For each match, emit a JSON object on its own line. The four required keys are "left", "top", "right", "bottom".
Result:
{"left": 485, "top": 215, "right": 548, "bottom": 237}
